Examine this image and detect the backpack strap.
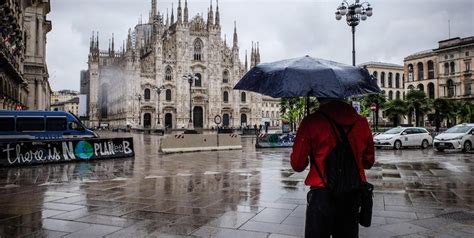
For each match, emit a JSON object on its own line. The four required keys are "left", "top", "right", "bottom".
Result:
{"left": 309, "top": 111, "right": 356, "bottom": 188}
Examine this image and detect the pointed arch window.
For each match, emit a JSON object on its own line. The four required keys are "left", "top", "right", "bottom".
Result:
{"left": 241, "top": 92, "right": 246, "bottom": 103}
{"left": 165, "top": 66, "right": 173, "bottom": 81}
{"left": 194, "top": 73, "right": 202, "bottom": 87}
{"left": 223, "top": 91, "right": 229, "bottom": 103}
{"left": 193, "top": 38, "right": 203, "bottom": 61}
{"left": 450, "top": 62, "right": 455, "bottom": 75}
{"left": 223, "top": 70, "right": 229, "bottom": 84}
{"left": 444, "top": 63, "right": 449, "bottom": 75}
{"left": 165, "top": 89, "right": 172, "bottom": 101}
{"left": 144, "top": 89, "right": 151, "bottom": 101}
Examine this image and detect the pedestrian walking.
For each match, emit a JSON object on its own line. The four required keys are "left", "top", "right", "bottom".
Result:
{"left": 291, "top": 99, "right": 375, "bottom": 238}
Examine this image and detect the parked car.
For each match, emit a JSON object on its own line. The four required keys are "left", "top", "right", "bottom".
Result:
{"left": 374, "top": 127, "right": 433, "bottom": 150}
{"left": 0, "top": 110, "right": 98, "bottom": 141}
{"left": 433, "top": 124, "right": 474, "bottom": 152}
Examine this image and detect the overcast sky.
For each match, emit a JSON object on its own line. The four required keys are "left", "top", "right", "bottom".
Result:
{"left": 46, "top": 0, "right": 474, "bottom": 91}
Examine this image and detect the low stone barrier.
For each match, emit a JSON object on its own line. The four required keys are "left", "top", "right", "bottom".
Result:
{"left": 256, "top": 133, "right": 295, "bottom": 148}
{"left": 160, "top": 133, "right": 242, "bottom": 153}
{"left": 0, "top": 138, "right": 134, "bottom": 167}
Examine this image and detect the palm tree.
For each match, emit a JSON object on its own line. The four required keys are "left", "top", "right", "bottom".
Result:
{"left": 405, "top": 90, "right": 430, "bottom": 127}
{"left": 384, "top": 99, "right": 407, "bottom": 127}
{"left": 458, "top": 101, "right": 474, "bottom": 123}
{"left": 280, "top": 97, "right": 319, "bottom": 131}
{"left": 430, "top": 98, "right": 458, "bottom": 131}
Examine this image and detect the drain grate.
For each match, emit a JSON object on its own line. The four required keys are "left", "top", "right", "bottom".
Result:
{"left": 437, "top": 211, "right": 474, "bottom": 221}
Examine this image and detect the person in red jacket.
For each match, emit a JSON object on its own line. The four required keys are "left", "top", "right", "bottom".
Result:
{"left": 291, "top": 99, "right": 375, "bottom": 238}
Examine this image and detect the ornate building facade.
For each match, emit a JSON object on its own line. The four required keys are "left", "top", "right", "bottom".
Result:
{"left": 86, "top": 0, "right": 263, "bottom": 129}
{"left": 0, "top": 0, "right": 51, "bottom": 111}
{"left": 360, "top": 62, "right": 405, "bottom": 101}
{"left": 404, "top": 37, "right": 473, "bottom": 101}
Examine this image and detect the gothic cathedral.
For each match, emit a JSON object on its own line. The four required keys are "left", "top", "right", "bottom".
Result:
{"left": 85, "top": 0, "right": 263, "bottom": 129}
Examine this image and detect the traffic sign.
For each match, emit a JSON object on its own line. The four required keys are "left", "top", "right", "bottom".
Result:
{"left": 214, "top": 115, "right": 222, "bottom": 125}
{"left": 370, "top": 103, "right": 377, "bottom": 112}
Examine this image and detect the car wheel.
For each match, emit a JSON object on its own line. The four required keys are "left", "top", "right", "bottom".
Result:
{"left": 421, "top": 139, "right": 429, "bottom": 149}
{"left": 463, "top": 141, "right": 472, "bottom": 152}
{"left": 394, "top": 140, "right": 402, "bottom": 150}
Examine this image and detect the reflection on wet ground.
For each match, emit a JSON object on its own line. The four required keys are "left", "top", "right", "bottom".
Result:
{"left": 0, "top": 133, "right": 473, "bottom": 237}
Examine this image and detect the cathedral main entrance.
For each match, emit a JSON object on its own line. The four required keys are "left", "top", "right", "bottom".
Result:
{"left": 165, "top": 113, "right": 173, "bottom": 129}
{"left": 241, "top": 114, "right": 247, "bottom": 126}
{"left": 223, "top": 114, "right": 230, "bottom": 127}
{"left": 193, "top": 107, "right": 203, "bottom": 128}
{"left": 143, "top": 113, "right": 152, "bottom": 128}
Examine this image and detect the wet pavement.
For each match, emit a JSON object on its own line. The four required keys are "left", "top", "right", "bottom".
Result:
{"left": 0, "top": 132, "right": 473, "bottom": 238}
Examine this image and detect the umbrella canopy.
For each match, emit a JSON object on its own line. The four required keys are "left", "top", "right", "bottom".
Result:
{"left": 234, "top": 55, "right": 381, "bottom": 98}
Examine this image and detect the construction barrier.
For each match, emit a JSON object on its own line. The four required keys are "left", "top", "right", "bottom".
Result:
{"left": 256, "top": 133, "right": 295, "bottom": 148}
{"left": 0, "top": 138, "right": 134, "bottom": 167}
{"left": 160, "top": 133, "right": 242, "bottom": 153}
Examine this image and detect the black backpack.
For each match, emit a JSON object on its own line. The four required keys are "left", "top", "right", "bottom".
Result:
{"left": 311, "top": 112, "right": 363, "bottom": 197}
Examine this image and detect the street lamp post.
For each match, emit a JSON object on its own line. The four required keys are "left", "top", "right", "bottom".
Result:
{"left": 136, "top": 94, "right": 142, "bottom": 126}
{"left": 183, "top": 74, "right": 196, "bottom": 128}
{"left": 153, "top": 85, "right": 164, "bottom": 127}
{"left": 335, "top": 0, "right": 373, "bottom": 66}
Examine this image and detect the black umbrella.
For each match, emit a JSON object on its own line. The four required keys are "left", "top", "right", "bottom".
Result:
{"left": 234, "top": 55, "right": 381, "bottom": 99}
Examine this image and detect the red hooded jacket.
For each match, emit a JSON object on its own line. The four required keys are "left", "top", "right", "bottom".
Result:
{"left": 290, "top": 100, "right": 375, "bottom": 188}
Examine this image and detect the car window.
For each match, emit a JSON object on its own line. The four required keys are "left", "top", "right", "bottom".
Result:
{"left": 404, "top": 129, "right": 413, "bottom": 134}
{"left": 445, "top": 126, "right": 471, "bottom": 133}
{"left": 0, "top": 117, "right": 15, "bottom": 131}
{"left": 418, "top": 128, "right": 428, "bottom": 134}
{"left": 46, "top": 117, "right": 68, "bottom": 131}
{"left": 16, "top": 117, "right": 45, "bottom": 131}
{"left": 385, "top": 127, "right": 404, "bottom": 134}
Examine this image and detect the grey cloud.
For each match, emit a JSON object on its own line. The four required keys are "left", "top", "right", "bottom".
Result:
{"left": 46, "top": 0, "right": 473, "bottom": 91}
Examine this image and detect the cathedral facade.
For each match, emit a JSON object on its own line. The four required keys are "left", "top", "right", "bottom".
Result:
{"left": 86, "top": 0, "right": 264, "bottom": 129}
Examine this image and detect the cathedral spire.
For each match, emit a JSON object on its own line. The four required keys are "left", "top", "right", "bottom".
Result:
{"left": 184, "top": 0, "right": 189, "bottom": 24}
{"left": 96, "top": 32, "right": 99, "bottom": 49}
{"left": 207, "top": 0, "right": 214, "bottom": 29}
{"left": 257, "top": 42, "right": 261, "bottom": 64}
{"left": 90, "top": 31, "right": 94, "bottom": 52}
{"left": 127, "top": 28, "right": 132, "bottom": 52}
{"left": 171, "top": 3, "right": 174, "bottom": 24}
{"left": 111, "top": 33, "right": 115, "bottom": 53}
{"left": 215, "top": 0, "right": 220, "bottom": 27}
{"left": 245, "top": 50, "right": 248, "bottom": 71}
{"left": 151, "top": 0, "right": 157, "bottom": 20}
{"left": 233, "top": 21, "right": 238, "bottom": 49}
{"left": 251, "top": 41, "right": 255, "bottom": 67}
{"left": 224, "top": 34, "right": 226, "bottom": 47}
{"left": 108, "top": 39, "right": 111, "bottom": 55}
{"left": 166, "top": 9, "right": 169, "bottom": 26}
{"left": 177, "top": 0, "right": 182, "bottom": 24}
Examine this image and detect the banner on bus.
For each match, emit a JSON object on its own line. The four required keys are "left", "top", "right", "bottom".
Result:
{"left": 0, "top": 138, "right": 134, "bottom": 166}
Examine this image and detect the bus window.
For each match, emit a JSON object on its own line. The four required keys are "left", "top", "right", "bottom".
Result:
{"left": 69, "top": 121, "right": 84, "bottom": 131}
{"left": 46, "top": 117, "right": 67, "bottom": 131}
{"left": 0, "top": 118, "right": 15, "bottom": 131}
{"left": 17, "top": 117, "right": 45, "bottom": 131}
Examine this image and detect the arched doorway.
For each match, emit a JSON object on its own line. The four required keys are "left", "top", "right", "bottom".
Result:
{"left": 165, "top": 113, "right": 173, "bottom": 129}
{"left": 223, "top": 114, "right": 230, "bottom": 127}
{"left": 143, "top": 113, "right": 152, "bottom": 128}
{"left": 241, "top": 114, "right": 247, "bottom": 126}
{"left": 193, "top": 106, "right": 204, "bottom": 128}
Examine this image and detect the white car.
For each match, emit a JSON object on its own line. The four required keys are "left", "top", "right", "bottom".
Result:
{"left": 374, "top": 127, "right": 433, "bottom": 150}
{"left": 433, "top": 124, "right": 474, "bottom": 152}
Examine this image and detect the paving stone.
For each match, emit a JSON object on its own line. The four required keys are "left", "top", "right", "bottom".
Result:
{"left": 240, "top": 221, "right": 304, "bottom": 236}
{"left": 378, "top": 222, "right": 429, "bottom": 236}
{"left": 208, "top": 211, "right": 256, "bottom": 229}
{"left": 192, "top": 226, "right": 269, "bottom": 238}
{"left": 63, "top": 224, "right": 122, "bottom": 238}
